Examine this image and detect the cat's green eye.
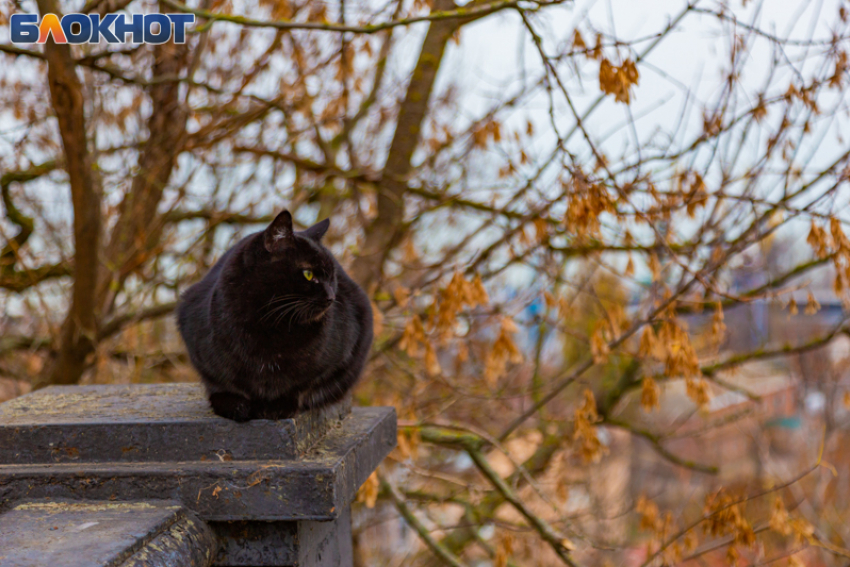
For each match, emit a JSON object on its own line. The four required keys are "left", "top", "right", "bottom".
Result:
{"left": 303, "top": 270, "right": 314, "bottom": 281}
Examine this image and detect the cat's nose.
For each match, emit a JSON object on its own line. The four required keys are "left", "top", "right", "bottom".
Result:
{"left": 326, "top": 294, "right": 336, "bottom": 304}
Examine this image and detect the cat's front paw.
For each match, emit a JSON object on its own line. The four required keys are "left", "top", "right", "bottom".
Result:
{"left": 209, "top": 392, "right": 252, "bottom": 422}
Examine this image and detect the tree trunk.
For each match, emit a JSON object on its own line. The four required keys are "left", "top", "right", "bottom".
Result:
{"left": 39, "top": 2, "right": 191, "bottom": 387}
{"left": 35, "top": 0, "right": 102, "bottom": 388}
{"left": 350, "top": 0, "right": 459, "bottom": 289}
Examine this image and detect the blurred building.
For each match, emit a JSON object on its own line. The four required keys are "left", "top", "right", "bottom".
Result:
{"left": 626, "top": 363, "right": 803, "bottom": 509}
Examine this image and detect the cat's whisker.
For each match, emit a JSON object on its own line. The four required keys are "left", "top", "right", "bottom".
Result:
{"left": 275, "top": 302, "right": 305, "bottom": 327}
{"left": 260, "top": 301, "right": 300, "bottom": 323}
{"left": 293, "top": 303, "right": 312, "bottom": 327}
{"left": 286, "top": 304, "right": 304, "bottom": 331}
{"left": 263, "top": 294, "right": 335, "bottom": 326}
{"left": 260, "top": 294, "right": 303, "bottom": 312}
{"left": 265, "top": 294, "right": 302, "bottom": 304}
{"left": 260, "top": 304, "right": 286, "bottom": 321}
{"left": 260, "top": 297, "right": 304, "bottom": 320}
{"left": 301, "top": 303, "right": 318, "bottom": 323}
{"left": 280, "top": 301, "right": 308, "bottom": 324}
{"left": 269, "top": 302, "right": 296, "bottom": 323}
{"left": 262, "top": 295, "right": 301, "bottom": 309}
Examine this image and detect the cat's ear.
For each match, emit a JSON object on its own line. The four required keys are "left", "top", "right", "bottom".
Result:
{"left": 264, "top": 210, "right": 294, "bottom": 253}
{"left": 302, "top": 218, "right": 330, "bottom": 242}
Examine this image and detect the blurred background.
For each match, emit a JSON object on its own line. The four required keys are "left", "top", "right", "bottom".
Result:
{"left": 3, "top": 0, "right": 850, "bottom": 564}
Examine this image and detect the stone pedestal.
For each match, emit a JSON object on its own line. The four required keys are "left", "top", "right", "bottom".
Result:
{"left": 0, "top": 384, "right": 396, "bottom": 566}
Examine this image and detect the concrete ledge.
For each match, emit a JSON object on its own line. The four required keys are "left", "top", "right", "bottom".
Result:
{"left": 0, "top": 406, "right": 396, "bottom": 521}
{"left": 0, "top": 500, "right": 217, "bottom": 567}
{"left": 0, "top": 384, "right": 351, "bottom": 464}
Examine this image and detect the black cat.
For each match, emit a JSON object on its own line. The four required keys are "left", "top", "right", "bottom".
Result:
{"left": 176, "top": 210, "right": 373, "bottom": 422}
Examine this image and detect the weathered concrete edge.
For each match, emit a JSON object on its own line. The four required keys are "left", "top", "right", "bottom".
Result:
{"left": 117, "top": 506, "right": 217, "bottom": 567}
{"left": 0, "top": 407, "right": 397, "bottom": 521}
{"left": 331, "top": 407, "right": 397, "bottom": 517}
{"left": 0, "top": 500, "right": 216, "bottom": 567}
{"left": 0, "top": 386, "right": 352, "bottom": 464}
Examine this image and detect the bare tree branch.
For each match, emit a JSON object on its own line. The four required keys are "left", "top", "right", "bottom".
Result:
{"left": 97, "top": 301, "right": 179, "bottom": 342}
{"left": 98, "top": 12, "right": 192, "bottom": 313}
{"left": 382, "top": 475, "right": 473, "bottom": 567}
{"left": 161, "top": 0, "right": 562, "bottom": 35}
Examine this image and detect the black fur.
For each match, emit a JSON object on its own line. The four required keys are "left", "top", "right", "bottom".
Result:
{"left": 176, "top": 210, "right": 373, "bottom": 422}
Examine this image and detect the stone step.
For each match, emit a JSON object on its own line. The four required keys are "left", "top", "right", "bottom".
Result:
{"left": 0, "top": 500, "right": 216, "bottom": 567}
